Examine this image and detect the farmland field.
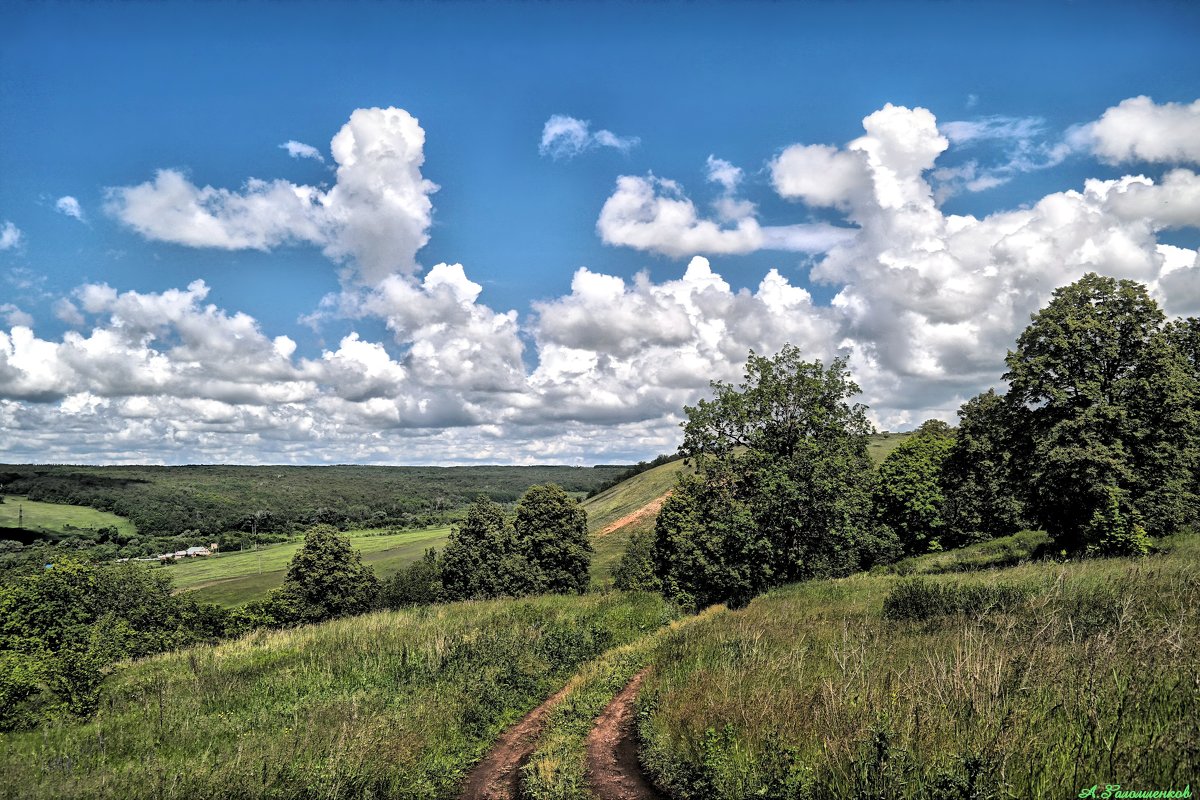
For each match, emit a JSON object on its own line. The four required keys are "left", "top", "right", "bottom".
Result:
{"left": 170, "top": 526, "right": 452, "bottom": 606}
{"left": 0, "top": 495, "right": 136, "bottom": 538}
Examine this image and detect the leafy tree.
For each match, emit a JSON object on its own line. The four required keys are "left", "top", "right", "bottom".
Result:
{"left": 874, "top": 421, "right": 955, "bottom": 555}
{"left": 513, "top": 484, "right": 591, "bottom": 595}
{"left": 1004, "top": 273, "right": 1200, "bottom": 550}
{"left": 941, "top": 389, "right": 1026, "bottom": 543}
{"left": 439, "top": 496, "right": 519, "bottom": 601}
{"left": 267, "top": 525, "right": 379, "bottom": 623}
{"left": 613, "top": 528, "right": 661, "bottom": 592}
{"left": 379, "top": 549, "right": 443, "bottom": 608}
{"left": 654, "top": 346, "right": 879, "bottom": 609}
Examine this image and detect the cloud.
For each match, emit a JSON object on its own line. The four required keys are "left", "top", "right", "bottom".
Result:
{"left": 279, "top": 140, "right": 325, "bottom": 162}
{"left": 0, "top": 221, "right": 22, "bottom": 251}
{"left": 0, "top": 304, "right": 33, "bottom": 328}
{"left": 55, "top": 196, "right": 86, "bottom": 222}
{"left": 1086, "top": 96, "right": 1200, "bottom": 165}
{"left": 106, "top": 107, "right": 438, "bottom": 284}
{"left": 767, "top": 101, "right": 1200, "bottom": 427}
{"left": 929, "top": 115, "right": 1076, "bottom": 197}
{"left": 598, "top": 173, "right": 855, "bottom": 257}
{"left": 5, "top": 97, "right": 1200, "bottom": 463}
{"left": 539, "top": 115, "right": 639, "bottom": 160}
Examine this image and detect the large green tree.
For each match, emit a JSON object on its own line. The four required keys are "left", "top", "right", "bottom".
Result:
{"left": 1004, "top": 273, "right": 1200, "bottom": 552}
{"left": 438, "top": 496, "right": 517, "bottom": 601}
{"left": 653, "top": 346, "right": 882, "bottom": 609}
{"left": 941, "top": 389, "right": 1027, "bottom": 542}
{"left": 873, "top": 420, "right": 955, "bottom": 555}
{"left": 513, "top": 484, "right": 591, "bottom": 595}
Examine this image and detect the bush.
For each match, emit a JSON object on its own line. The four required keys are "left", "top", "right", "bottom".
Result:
{"left": 613, "top": 529, "right": 660, "bottom": 592}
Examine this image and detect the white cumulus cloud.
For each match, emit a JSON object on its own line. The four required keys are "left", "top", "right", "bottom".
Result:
{"left": 1087, "top": 96, "right": 1200, "bottom": 165}
{"left": 0, "top": 221, "right": 22, "bottom": 250}
{"left": 105, "top": 107, "right": 438, "bottom": 284}
{"left": 279, "top": 140, "right": 325, "bottom": 162}
{"left": 597, "top": 173, "right": 855, "bottom": 257}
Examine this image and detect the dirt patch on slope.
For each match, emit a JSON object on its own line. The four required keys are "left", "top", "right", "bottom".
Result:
{"left": 586, "top": 668, "right": 666, "bottom": 800}
{"left": 595, "top": 493, "right": 671, "bottom": 538}
{"left": 458, "top": 685, "right": 571, "bottom": 800}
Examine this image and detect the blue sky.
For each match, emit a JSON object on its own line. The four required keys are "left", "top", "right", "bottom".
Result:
{"left": 1, "top": 1, "right": 1199, "bottom": 464}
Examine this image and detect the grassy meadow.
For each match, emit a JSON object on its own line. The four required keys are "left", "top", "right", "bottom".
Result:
{"left": 636, "top": 533, "right": 1200, "bottom": 799}
{"left": 168, "top": 526, "right": 452, "bottom": 606}
{"left": 0, "top": 496, "right": 136, "bottom": 538}
{"left": 0, "top": 590, "right": 678, "bottom": 800}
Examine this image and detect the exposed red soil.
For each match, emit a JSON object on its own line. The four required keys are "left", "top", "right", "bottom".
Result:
{"left": 596, "top": 493, "right": 671, "bottom": 538}
{"left": 458, "top": 685, "right": 571, "bottom": 800}
{"left": 586, "top": 668, "right": 667, "bottom": 800}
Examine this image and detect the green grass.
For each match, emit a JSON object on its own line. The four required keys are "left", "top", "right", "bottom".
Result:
{"left": 582, "top": 459, "right": 690, "bottom": 590}
{"left": 0, "top": 590, "right": 677, "bottom": 800}
{"left": 168, "top": 527, "right": 452, "bottom": 607}
{"left": 866, "top": 431, "right": 915, "bottom": 465}
{"left": 0, "top": 495, "right": 136, "bottom": 538}
{"left": 637, "top": 534, "right": 1200, "bottom": 799}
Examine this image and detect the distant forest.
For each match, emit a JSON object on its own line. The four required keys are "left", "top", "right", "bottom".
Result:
{"left": 0, "top": 464, "right": 629, "bottom": 539}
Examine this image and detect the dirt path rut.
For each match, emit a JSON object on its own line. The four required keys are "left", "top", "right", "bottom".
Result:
{"left": 458, "top": 685, "right": 570, "bottom": 800}
{"left": 586, "top": 668, "right": 666, "bottom": 800}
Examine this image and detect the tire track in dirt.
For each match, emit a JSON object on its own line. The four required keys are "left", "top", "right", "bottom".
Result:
{"left": 586, "top": 668, "right": 666, "bottom": 800}
{"left": 458, "top": 685, "right": 571, "bottom": 800}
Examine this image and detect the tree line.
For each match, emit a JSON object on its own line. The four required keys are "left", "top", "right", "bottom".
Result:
{"left": 618, "top": 273, "right": 1199, "bottom": 609}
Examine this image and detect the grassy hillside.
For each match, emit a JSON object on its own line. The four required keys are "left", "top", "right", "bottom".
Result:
{"left": 0, "top": 590, "right": 678, "bottom": 800}
{"left": 636, "top": 533, "right": 1199, "bottom": 798}
{"left": 866, "top": 430, "right": 915, "bottom": 465}
{"left": 0, "top": 495, "right": 136, "bottom": 538}
{"left": 171, "top": 526, "right": 452, "bottom": 606}
{"left": 583, "top": 459, "right": 690, "bottom": 588}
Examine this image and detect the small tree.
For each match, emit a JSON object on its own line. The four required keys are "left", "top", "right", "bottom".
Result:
{"left": 513, "top": 484, "right": 591, "bottom": 595}
{"left": 1084, "top": 485, "right": 1151, "bottom": 557}
{"left": 278, "top": 525, "right": 379, "bottom": 623}
{"left": 439, "top": 496, "right": 518, "bottom": 601}
{"left": 379, "top": 549, "right": 443, "bottom": 608}
{"left": 873, "top": 421, "right": 955, "bottom": 555}
{"left": 941, "top": 389, "right": 1026, "bottom": 543}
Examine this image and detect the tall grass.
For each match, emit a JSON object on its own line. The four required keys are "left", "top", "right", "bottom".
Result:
{"left": 0, "top": 591, "right": 676, "bottom": 800}
{"left": 638, "top": 536, "right": 1200, "bottom": 799}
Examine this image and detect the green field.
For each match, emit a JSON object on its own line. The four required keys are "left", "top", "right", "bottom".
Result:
{"left": 0, "top": 495, "right": 136, "bottom": 538}
{"left": 0, "top": 590, "right": 678, "bottom": 800}
{"left": 169, "top": 526, "right": 452, "bottom": 606}
{"left": 866, "top": 430, "right": 915, "bottom": 464}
